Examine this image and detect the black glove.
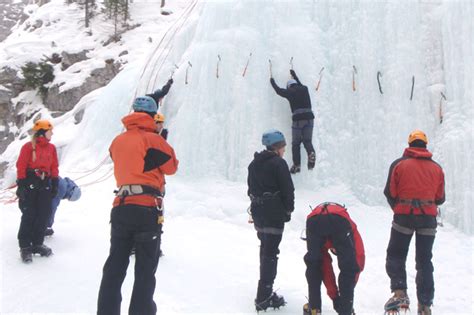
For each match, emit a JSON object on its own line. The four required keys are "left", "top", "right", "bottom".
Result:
{"left": 167, "top": 78, "right": 173, "bottom": 85}
{"left": 284, "top": 211, "right": 291, "bottom": 222}
{"left": 51, "top": 177, "right": 59, "bottom": 198}
{"left": 16, "top": 179, "right": 27, "bottom": 200}
{"left": 290, "top": 69, "right": 296, "bottom": 78}
{"left": 160, "top": 128, "right": 168, "bottom": 140}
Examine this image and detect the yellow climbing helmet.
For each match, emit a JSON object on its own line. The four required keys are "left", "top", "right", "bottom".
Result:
{"left": 154, "top": 113, "right": 165, "bottom": 123}
{"left": 408, "top": 129, "right": 428, "bottom": 144}
{"left": 33, "top": 119, "right": 53, "bottom": 131}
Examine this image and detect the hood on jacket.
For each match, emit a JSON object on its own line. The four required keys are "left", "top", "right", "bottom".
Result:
{"left": 122, "top": 112, "right": 157, "bottom": 133}
{"left": 253, "top": 150, "right": 278, "bottom": 164}
{"left": 403, "top": 147, "right": 433, "bottom": 159}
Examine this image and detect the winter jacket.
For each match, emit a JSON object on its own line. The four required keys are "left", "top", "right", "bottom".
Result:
{"left": 270, "top": 72, "right": 315, "bottom": 121}
{"left": 247, "top": 150, "right": 295, "bottom": 226}
{"left": 52, "top": 177, "right": 79, "bottom": 211}
{"left": 307, "top": 204, "right": 365, "bottom": 300}
{"left": 384, "top": 147, "right": 445, "bottom": 216}
{"left": 110, "top": 112, "right": 178, "bottom": 207}
{"left": 16, "top": 137, "right": 59, "bottom": 180}
{"left": 146, "top": 80, "right": 173, "bottom": 105}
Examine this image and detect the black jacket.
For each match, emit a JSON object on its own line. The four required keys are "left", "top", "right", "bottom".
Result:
{"left": 270, "top": 72, "right": 315, "bottom": 121}
{"left": 247, "top": 150, "right": 295, "bottom": 225}
{"left": 147, "top": 80, "right": 173, "bottom": 105}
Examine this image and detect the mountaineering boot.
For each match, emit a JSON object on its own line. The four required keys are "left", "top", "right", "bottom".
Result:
{"left": 20, "top": 247, "right": 33, "bottom": 263}
{"left": 255, "top": 292, "right": 286, "bottom": 311}
{"left": 384, "top": 289, "right": 410, "bottom": 314}
{"left": 290, "top": 165, "right": 301, "bottom": 174}
{"left": 44, "top": 227, "right": 54, "bottom": 236}
{"left": 303, "top": 303, "right": 321, "bottom": 315}
{"left": 417, "top": 304, "right": 431, "bottom": 315}
{"left": 32, "top": 244, "right": 53, "bottom": 257}
{"left": 308, "top": 152, "right": 316, "bottom": 170}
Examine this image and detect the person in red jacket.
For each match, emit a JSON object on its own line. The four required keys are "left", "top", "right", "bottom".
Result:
{"left": 383, "top": 130, "right": 445, "bottom": 315}
{"left": 16, "top": 119, "right": 59, "bottom": 263}
{"left": 97, "top": 95, "right": 178, "bottom": 315}
{"left": 303, "top": 202, "right": 364, "bottom": 315}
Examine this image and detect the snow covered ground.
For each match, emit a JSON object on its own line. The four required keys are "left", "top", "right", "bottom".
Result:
{"left": 1, "top": 0, "right": 473, "bottom": 314}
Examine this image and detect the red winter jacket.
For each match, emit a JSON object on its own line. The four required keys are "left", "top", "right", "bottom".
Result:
{"left": 307, "top": 204, "right": 365, "bottom": 300}
{"left": 16, "top": 137, "right": 59, "bottom": 180}
{"left": 384, "top": 147, "right": 445, "bottom": 216}
{"left": 110, "top": 112, "right": 178, "bottom": 207}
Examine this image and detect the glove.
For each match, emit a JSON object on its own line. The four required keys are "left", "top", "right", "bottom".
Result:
{"left": 16, "top": 179, "right": 27, "bottom": 200}
{"left": 160, "top": 128, "right": 168, "bottom": 140}
{"left": 51, "top": 177, "right": 59, "bottom": 198}
{"left": 290, "top": 69, "right": 296, "bottom": 78}
{"left": 284, "top": 211, "right": 291, "bottom": 222}
{"left": 167, "top": 78, "right": 173, "bottom": 85}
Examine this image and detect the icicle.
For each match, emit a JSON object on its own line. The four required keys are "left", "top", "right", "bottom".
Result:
{"left": 216, "top": 55, "right": 221, "bottom": 78}
{"left": 439, "top": 92, "right": 447, "bottom": 124}
{"left": 242, "top": 52, "right": 252, "bottom": 77}
{"left": 377, "top": 71, "right": 383, "bottom": 94}
{"left": 185, "top": 61, "right": 192, "bottom": 85}
{"left": 410, "top": 75, "right": 415, "bottom": 100}
{"left": 290, "top": 56, "right": 294, "bottom": 70}
{"left": 315, "top": 67, "right": 325, "bottom": 92}
{"left": 352, "top": 65, "right": 358, "bottom": 92}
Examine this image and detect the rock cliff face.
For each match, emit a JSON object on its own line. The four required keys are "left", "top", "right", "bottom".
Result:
{"left": 0, "top": 0, "right": 28, "bottom": 42}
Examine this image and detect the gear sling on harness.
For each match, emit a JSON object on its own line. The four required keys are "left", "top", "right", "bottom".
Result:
{"left": 115, "top": 184, "right": 164, "bottom": 224}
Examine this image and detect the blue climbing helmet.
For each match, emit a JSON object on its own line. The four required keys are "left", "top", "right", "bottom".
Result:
{"left": 262, "top": 129, "right": 286, "bottom": 148}
{"left": 132, "top": 95, "right": 158, "bottom": 113}
{"left": 287, "top": 79, "right": 297, "bottom": 88}
{"left": 68, "top": 185, "right": 82, "bottom": 202}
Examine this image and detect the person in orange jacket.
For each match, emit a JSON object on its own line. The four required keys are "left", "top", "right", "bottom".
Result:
{"left": 16, "top": 119, "right": 59, "bottom": 263}
{"left": 97, "top": 95, "right": 178, "bottom": 315}
{"left": 383, "top": 130, "right": 445, "bottom": 315}
{"left": 303, "top": 202, "right": 365, "bottom": 315}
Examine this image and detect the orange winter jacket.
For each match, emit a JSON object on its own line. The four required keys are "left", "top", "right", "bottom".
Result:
{"left": 109, "top": 112, "right": 178, "bottom": 207}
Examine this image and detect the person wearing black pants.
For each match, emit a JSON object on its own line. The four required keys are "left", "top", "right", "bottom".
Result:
{"left": 270, "top": 69, "right": 316, "bottom": 174}
{"left": 97, "top": 205, "right": 163, "bottom": 315}
{"left": 383, "top": 130, "right": 445, "bottom": 315}
{"left": 248, "top": 129, "right": 294, "bottom": 311}
{"left": 304, "top": 203, "right": 363, "bottom": 315}
{"left": 16, "top": 119, "right": 59, "bottom": 263}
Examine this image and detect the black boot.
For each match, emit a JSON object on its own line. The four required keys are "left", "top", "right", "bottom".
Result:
{"left": 44, "top": 227, "right": 54, "bottom": 236}
{"left": 290, "top": 165, "right": 301, "bottom": 174}
{"left": 20, "top": 247, "right": 33, "bottom": 263}
{"left": 32, "top": 244, "right": 53, "bottom": 257}
{"left": 255, "top": 292, "right": 286, "bottom": 311}
{"left": 308, "top": 152, "right": 316, "bottom": 170}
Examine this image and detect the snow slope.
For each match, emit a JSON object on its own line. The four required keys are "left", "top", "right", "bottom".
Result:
{"left": 1, "top": 0, "right": 473, "bottom": 314}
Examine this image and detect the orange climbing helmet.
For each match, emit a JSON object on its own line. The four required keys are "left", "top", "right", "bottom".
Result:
{"left": 33, "top": 119, "right": 53, "bottom": 131}
{"left": 408, "top": 129, "right": 428, "bottom": 144}
{"left": 154, "top": 113, "right": 165, "bottom": 123}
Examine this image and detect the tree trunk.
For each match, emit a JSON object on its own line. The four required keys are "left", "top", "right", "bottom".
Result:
{"left": 85, "top": 0, "right": 89, "bottom": 28}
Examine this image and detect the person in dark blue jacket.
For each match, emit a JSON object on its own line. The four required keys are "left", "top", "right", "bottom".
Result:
{"left": 147, "top": 78, "right": 173, "bottom": 106}
{"left": 270, "top": 70, "right": 316, "bottom": 174}
{"left": 45, "top": 177, "right": 81, "bottom": 236}
{"left": 247, "top": 129, "right": 295, "bottom": 312}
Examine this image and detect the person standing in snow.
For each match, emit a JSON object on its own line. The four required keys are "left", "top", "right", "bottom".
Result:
{"left": 270, "top": 69, "right": 316, "bottom": 174}
{"left": 154, "top": 112, "right": 168, "bottom": 140}
{"left": 147, "top": 78, "right": 173, "bottom": 107}
{"left": 44, "top": 176, "right": 81, "bottom": 236}
{"left": 16, "top": 119, "right": 59, "bottom": 263}
{"left": 383, "top": 130, "right": 445, "bottom": 315}
{"left": 97, "top": 95, "right": 178, "bottom": 315}
{"left": 247, "top": 129, "right": 294, "bottom": 311}
{"left": 303, "top": 202, "right": 365, "bottom": 315}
